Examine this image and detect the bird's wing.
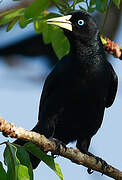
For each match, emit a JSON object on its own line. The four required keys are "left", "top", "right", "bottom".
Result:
{"left": 38, "top": 60, "right": 65, "bottom": 120}
{"left": 39, "top": 69, "right": 58, "bottom": 112}
{"left": 39, "top": 58, "right": 68, "bottom": 112}
{"left": 105, "top": 62, "right": 118, "bottom": 108}
{"left": 37, "top": 63, "right": 66, "bottom": 137}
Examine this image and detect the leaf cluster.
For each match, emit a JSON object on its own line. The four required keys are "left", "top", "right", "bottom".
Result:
{"left": 0, "top": 142, "right": 63, "bottom": 180}
{"left": 0, "top": 0, "right": 120, "bottom": 59}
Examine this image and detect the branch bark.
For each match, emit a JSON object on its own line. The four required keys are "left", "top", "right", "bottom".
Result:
{"left": 104, "top": 37, "right": 122, "bottom": 60}
{"left": 0, "top": 117, "right": 122, "bottom": 180}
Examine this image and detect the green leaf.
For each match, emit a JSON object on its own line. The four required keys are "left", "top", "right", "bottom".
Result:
{"left": 88, "top": 7, "right": 96, "bottom": 12}
{"left": 33, "top": 13, "right": 60, "bottom": 34}
{"left": 36, "top": 12, "right": 60, "bottom": 21}
{"left": 89, "top": 0, "right": 96, "bottom": 6}
{"left": 96, "top": 0, "right": 107, "bottom": 12}
{"left": 24, "top": 143, "right": 63, "bottom": 180}
{"left": 19, "top": 15, "right": 31, "bottom": 28}
{"left": 4, "top": 142, "right": 33, "bottom": 180}
{"left": 34, "top": 21, "right": 43, "bottom": 34}
{"left": 51, "top": 27, "right": 70, "bottom": 59}
{"left": 73, "top": 0, "right": 84, "bottom": 5}
{"left": 39, "top": 23, "right": 70, "bottom": 59}
{"left": 88, "top": 0, "right": 96, "bottom": 12}
{"left": 112, "top": 0, "right": 120, "bottom": 8}
{"left": 51, "top": 0, "right": 62, "bottom": 4}
{"left": 14, "top": 144, "right": 33, "bottom": 180}
{"left": 54, "top": 163, "right": 63, "bottom": 180}
{"left": 4, "top": 142, "right": 19, "bottom": 180}
{"left": 0, "top": 8, "right": 24, "bottom": 25}
{"left": 18, "top": 165, "right": 31, "bottom": 180}
{"left": 42, "top": 23, "right": 54, "bottom": 44}
{"left": 33, "top": 12, "right": 69, "bottom": 59}
{"left": 0, "top": 9, "right": 16, "bottom": 17}
{"left": 24, "top": 0, "right": 50, "bottom": 19}
{"left": 51, "top": 0, "right": 69, "bottom": 10}
{"left": 7, "top": 17, "right": 19, "bottom": 32}
{"left": 0, "top": 161, "right": 7, "bottom": 180}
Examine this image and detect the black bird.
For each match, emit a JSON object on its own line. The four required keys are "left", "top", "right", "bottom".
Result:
{"left": 14, "top": 10, "right": 118, "bottom": 169}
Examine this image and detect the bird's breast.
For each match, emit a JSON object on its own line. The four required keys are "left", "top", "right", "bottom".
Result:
{"left": 64, "top": 61, "right": 107, "bottom": 91}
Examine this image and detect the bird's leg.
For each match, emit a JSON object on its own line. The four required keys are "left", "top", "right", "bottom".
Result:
{"left": 76, "top": 137, "right": 93, "bottom": 174}
{"left": 76, "top": 137, "right": 108, "bottom": 174}
{"left": 85, "top": 151, "right": 108, "bottom": 174}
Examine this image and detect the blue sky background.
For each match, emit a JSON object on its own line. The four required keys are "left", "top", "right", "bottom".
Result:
{"left": 0, "top": 1, "right": 122, "bottom": 180}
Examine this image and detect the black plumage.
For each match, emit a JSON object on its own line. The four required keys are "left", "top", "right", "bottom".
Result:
{"left": 14, "top": 10, "right": 118, "bottom": 169}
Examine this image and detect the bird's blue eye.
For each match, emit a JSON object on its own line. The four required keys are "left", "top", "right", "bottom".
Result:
{"left": 78, "top": 19, "right": 84, "bottom": 26}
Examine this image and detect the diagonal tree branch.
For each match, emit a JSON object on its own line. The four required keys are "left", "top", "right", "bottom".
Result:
{"left": 0, "top": 117, "right": 122, "bottom": 179}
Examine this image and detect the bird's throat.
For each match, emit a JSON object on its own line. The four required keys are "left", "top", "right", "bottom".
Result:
{"left": 69, "top": 35, "right": 105, "bottom": 63}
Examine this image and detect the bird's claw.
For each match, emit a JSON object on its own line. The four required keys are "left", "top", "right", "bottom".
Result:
{"left": 52, "top": 138, "right": 67, "bottom": 155}
{"left": 86, "top": 153, "right": 108, "bottom": 175}
{"left": 87, "top": 168, "right": 94, "bottom": 174}
{"left": 95, "top": 156, "right": 108, "bottom": 173}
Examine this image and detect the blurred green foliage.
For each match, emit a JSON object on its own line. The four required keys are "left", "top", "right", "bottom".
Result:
{"left": 0, "top": 0, "right": 120, "bottom": 59}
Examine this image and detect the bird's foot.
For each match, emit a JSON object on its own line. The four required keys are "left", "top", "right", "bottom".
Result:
{"left": 49, "top": 138, "right": 67, "bottom": 155}
{"left": 95, "top": 156, "right": 108, "bottom": 172}
{"left": 87, "top": 168, "right": 94, "bottom": 174}
{"left": 86, "top": 152, "right": 108, "bottom": 174}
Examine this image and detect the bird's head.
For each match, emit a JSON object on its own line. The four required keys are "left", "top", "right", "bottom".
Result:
{"left": 46, "top": 11, "right": 99, "bottom": 45}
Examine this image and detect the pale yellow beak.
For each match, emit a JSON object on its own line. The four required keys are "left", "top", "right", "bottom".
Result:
{"left": 46, "top": 15, "right": 72, "bottom": 31}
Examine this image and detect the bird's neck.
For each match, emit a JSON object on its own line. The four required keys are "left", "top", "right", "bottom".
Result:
{"left": 69, "top": 34, "right": 105, "bottom": 63}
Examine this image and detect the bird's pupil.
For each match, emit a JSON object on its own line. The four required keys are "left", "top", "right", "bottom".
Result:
{"left": 78, "top": 19, "right": 84, "bottom": 26}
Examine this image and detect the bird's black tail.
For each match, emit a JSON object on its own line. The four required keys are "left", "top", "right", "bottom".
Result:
{"left": 13, "top": 124, "right": 41, "bottom": 169}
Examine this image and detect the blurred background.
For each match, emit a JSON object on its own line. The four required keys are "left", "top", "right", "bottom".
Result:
{"left": 0, "top": 0, "right": 122, "bottom": 180}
